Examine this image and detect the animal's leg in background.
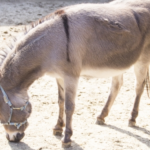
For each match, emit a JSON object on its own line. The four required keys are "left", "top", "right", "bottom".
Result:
{"left": 53, "top": 78, "right": 65, "bottom": 136}
{"left": 61, "top": 76, "right": 79, "bottom": 148}
{"left": 97, "top": 74, "right": 123, "bottom": 125}
{"left": 129, "top": 63, "right": 148, "bottom": 127}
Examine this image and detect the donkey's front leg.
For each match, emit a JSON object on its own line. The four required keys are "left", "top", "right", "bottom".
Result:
{"left": 129, "top": 63, "right": 148, "bottom": 127}
{"left": 61, "top": 76, "right": 79, "bottom": 148}
{"left": 97, "top": 74, "right": 123, "bottom": 125}
{"left": 53, "top": 79, "right": 65, "bottom": 136}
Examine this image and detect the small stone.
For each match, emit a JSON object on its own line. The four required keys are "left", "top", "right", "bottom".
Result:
{"left": 77, "top": 112, "right": 81, "bottom": 115}
{"left": 4, "top": 31, "right": 8, "bottom": 34}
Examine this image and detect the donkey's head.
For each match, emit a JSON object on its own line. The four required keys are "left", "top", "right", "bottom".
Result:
{"left": 0, "top": 47, "right": 33, "bottom": 141}
{"left": 0, "top": 87, "right": 32, "bottom": 142}
{"left": 0, "top": 13, "right": 49, "bottom": 141}
{"left": 0, "top": 39, "right": 41, "bottom": 142}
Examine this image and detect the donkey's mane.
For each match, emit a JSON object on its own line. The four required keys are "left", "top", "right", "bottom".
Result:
{"left": 0, "top": 9, "right": 65, "bottom": 67}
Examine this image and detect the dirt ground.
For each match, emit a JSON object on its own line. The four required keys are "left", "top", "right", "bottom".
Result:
{"left": 0, "top": 0, "right": 150, "bottom": 150}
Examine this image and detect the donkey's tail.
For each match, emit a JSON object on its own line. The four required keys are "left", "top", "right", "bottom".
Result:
{"left": 145, "top": 69, "right": 150, "bottom": 98}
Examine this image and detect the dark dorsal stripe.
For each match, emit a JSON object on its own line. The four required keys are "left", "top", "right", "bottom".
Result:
{"left": 62, "top": 14, "right": 70, "bottom": 62}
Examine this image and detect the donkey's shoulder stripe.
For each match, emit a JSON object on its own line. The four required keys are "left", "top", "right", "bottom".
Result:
{"left": 62, "top": 14, "right": 70, "bottom": 62}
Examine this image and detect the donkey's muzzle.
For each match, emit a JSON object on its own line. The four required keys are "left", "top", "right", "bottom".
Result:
{"left": 6, "top": 132, "right": 25, "bottom": 142}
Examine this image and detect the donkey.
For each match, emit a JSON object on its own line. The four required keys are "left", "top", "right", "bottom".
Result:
{"left": 0, "top": 0, "right": 150, "bottom": 147}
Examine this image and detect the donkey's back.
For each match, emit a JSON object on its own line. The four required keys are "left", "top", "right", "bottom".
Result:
{"left": 41, "top": 3, "right": 150, "bottom": 78}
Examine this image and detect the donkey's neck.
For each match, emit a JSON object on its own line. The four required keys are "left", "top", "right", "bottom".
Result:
{"left": 0, "top": 14, "right": 59, "bottom": 91}
{"left": 0, "top": 42, "right": 45, "bottom": 91}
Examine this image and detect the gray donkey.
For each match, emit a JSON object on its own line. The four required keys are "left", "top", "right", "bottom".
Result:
{"left": 0, "top": 0, "right": 150, "bottom": 148}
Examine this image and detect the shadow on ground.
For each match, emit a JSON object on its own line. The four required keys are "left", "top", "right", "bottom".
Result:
{"left": 9, "top": 142, "right": 34, "bottom": 150}
{"left": 103, "top": 124, "right": 150, "bottom": 148}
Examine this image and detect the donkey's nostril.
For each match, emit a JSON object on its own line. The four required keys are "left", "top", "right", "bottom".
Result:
{"left": 6, "top": 132, "right": 25, "bottom": 142}
{"left": 14, "top": 133, "right": 25, "bottom": 142}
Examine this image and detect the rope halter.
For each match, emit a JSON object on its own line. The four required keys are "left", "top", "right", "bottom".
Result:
{"left": 0, "top": 85, "right": 29, "bottom": 129}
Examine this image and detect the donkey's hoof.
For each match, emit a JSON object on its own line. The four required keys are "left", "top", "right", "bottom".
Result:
{"left": 53, "top": 129, "right": 63, "bottom": 136}
{"left": 96, "top": 118, "right": 105, "bottom": 125}
{"left": 62, "top": 141, "right": 72, "bottom": 148}
{"left": 128, "top": 120, "right": 136, "bottom": 127}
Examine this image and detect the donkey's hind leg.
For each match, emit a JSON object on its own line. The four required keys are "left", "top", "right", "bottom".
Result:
{"left": 129, "top": 63, "right": 148, "bottom": 127}
{"left": 53, "top": 78, "right": 65, "bottom": 136}
{"left": 97, "top": 74, "right": 123, "bottom": 125}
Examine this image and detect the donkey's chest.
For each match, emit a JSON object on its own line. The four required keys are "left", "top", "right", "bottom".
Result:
{"left": 81, "top": 68, "right": 128, "bottom": 78}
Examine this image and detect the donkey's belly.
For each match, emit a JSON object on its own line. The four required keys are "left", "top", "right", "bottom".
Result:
{"left": 81, "top": 68, "right": 128, "bottom": 78}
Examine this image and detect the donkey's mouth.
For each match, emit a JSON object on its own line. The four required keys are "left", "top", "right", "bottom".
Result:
{"left": 6, "top": 132, "right": 25, "bottom": 142}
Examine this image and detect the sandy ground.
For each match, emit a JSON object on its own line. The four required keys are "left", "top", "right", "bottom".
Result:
{"left": 0, "top": 0, "right": 150, "bottom": 150}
